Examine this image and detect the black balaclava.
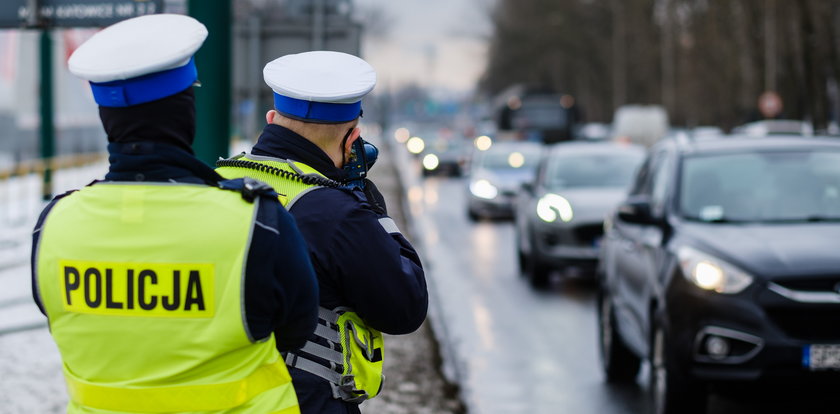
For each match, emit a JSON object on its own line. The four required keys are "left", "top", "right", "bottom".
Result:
{"left": 98, "top": 88, "right": 196, "bottom": 154}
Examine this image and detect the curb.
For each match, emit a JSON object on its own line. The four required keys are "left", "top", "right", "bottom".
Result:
{"left": 386, "top": 137, "right": 469, "bottom": 406}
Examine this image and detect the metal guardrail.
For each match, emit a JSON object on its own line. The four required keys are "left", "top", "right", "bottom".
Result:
{"left": 0, "top": 151, "right": 108, "bottom": 241}
{"left": 0, "top": 322, "right": 48, "bottom": 336}
{"left": 0, "top": 152, "right": 106, "bottom": 181}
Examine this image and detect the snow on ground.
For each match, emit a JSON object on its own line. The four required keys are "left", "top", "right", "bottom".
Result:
{"left": 0, "top": 162, "right": 106, "bottom": 413}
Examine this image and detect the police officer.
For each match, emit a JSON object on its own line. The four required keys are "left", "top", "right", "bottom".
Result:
{"left": 216, "top": 51, "right": 428, "bottom": 413}
{"left": 30, "top": 14, "right": 319, "bottom": 414}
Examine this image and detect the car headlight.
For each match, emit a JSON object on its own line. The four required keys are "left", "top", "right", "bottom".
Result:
{"left": 406, "top": 137, "right": 425, "bottom": 154}
{"left": 536, "top": 193, "right": 573, "bottom": 223}
{"left": 474, "top": 135, "right": 492, "bottom": 151}
{"left": 422, "top": 154, "right": 440, "bottom": 170}
{"left": 470, "top": 179, "right": 498, "bottom": 199}
{"left": 677, "top": 246, "right": 753, "bottom": 294}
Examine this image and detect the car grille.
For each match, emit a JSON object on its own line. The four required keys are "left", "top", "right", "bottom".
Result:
{"left": 573, "top": 223, "right": 604, "bottom": 246}
{"left": 765, "top": 307, "right": 840, "bottom": 341}
{"left": 773, "top": 277, "right": 840, "bottom": 292}
{"left": 500, "top": 189, "right": 517, "bottom": 197}
{"left": 763, "top": 276, "right": 840, "bottom": 341}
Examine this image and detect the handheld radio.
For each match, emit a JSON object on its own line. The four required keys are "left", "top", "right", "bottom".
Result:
{"left": 343, "top": 138, "right": 379, "bottom": 189}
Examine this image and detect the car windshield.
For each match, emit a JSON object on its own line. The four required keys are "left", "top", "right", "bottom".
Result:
{"left": 425, "top": 138, "right": 465, "bottom": 154}
{"left": 680, "top": 150, "right": 840, "bottom": 222}
{"left": 513, "top": 100, "right": 568, "bottom": 129}
{"left": 544, "top": 150, "right": 643, "bottom": 189}
{"left": 478, "top": 146, "right": 541, "bottom": 170}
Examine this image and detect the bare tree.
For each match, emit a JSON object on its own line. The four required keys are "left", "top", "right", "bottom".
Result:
{"left": 480, "top": 0, "right": 840, "bottom": 129}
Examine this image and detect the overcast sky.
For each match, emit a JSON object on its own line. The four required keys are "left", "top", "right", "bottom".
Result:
{"left": 354, "top": 0, "right": 493, "bottom": 94}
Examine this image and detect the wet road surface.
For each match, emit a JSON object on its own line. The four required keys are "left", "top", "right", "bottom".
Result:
{"left": 408, "top": 172, "right": 840, "bottom": 414}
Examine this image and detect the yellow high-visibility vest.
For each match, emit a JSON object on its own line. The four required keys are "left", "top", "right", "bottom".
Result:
{"left": 216, "top": 153, "right": 338, "bottom": 208}
{"left": 218, "top": 155, "right": 385, "bottom": 402}
{"left": 35, "top": 182, "right": 300, "bottom": 414}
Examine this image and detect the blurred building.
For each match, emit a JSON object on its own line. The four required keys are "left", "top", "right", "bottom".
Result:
{"left": 0, "top": 0, "right": 364, "bottom": 169}
{"left": 0, "top": 29, "right": 102, "bottom": 168}
{"left": 232, "top": 0, "right": 363, "bottom": 141}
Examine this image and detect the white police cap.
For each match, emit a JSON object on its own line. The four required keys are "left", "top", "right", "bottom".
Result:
{"left": 263, "top": 51, "right": 376, "bottom": 123}
{"left": 68, "top": 14, "right": 208, "bottom": 107}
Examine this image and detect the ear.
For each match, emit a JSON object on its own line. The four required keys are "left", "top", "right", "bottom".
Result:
{"left": 343, "top": 127, "right": 362, "bottom": 155}
{"left": 265, "top": 110, "right": 277, "bottom": 125}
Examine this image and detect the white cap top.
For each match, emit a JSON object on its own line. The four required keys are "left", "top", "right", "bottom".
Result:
{"left": 68, "top": 14, "right": 208, "bottom": 83}
{"left": 263, "top": 51, "right": 376, "bottom": 104}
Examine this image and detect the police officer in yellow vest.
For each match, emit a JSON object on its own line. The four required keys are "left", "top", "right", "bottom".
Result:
{"left": 216, "top": 51, "right": 428, "bottom": 413}
{"left": 30, "top": 14, "right": 319, "bottom": 414}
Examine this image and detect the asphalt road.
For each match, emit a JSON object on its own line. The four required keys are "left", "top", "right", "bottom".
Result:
{"left": 408, "top": 171, "right": 840, "bottom": 414}
{"left": 408, "top": 173, "right": 647, "bottom": 414}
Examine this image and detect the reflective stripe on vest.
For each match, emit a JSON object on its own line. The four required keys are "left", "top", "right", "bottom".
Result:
{"left": 285, "top": 307, "right": 385, "bottom": 402}
{"left": 216, "top": 153, "right": 326, "bottom": 208}
{"left": 218, "top": 159, "right": 387, "bottom": 402}
{"left": 65, "top": 360, "right": 291, "bottom": 413}
{"left": 36, "top": 182, "right": 299, "bottom": 414}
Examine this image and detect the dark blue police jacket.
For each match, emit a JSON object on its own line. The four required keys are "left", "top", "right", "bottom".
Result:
{"left": 251, "top": 124, "right": 429, "bottom": 414}
{"left": 31, "top": 141, "right": 319, "bottom": 351}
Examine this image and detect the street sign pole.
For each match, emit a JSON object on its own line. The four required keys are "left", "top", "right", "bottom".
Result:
{"left": 189, "top": 0, "right": 232, "bottom": 166}
{"left": 40, "top": 28, "right": 55, "bottom": 200}
{"left": 28, "top": 0, "right": 56, "bottom": 200}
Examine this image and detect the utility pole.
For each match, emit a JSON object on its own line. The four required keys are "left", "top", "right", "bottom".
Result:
{"left": 39, "top": 29, "right": 54, "bottom": 200}
{"left": 189, "top": 0, "right": 232, "bottom": 166}
{"left": 611, "top": 0, "right": 627, "bottom": 110}
{"left": 28, "top": 0, "right": 55, "bottom": 200}
{"left": 246, "top": 13, "right": 262, "bottom": 141}
{"left": 764, "top": 0, "right": 777, "bottom": 92}
{"left": 660, "top": 0, "right": 676, "bottom": 116}
{"left": 312, "top": 0, "right": 325, "bottom": 50}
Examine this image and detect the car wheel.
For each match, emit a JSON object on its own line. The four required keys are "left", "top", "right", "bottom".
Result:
{"left": 525, "top": 253, "right": 551, "bottom": 288}
{"left": 651, "top": 321, "right": 707, "bottom": 414}
{"left": 515, "top": 224, "right": 528, "bottom": 274}
{"left": 467, "top": 209, "right": 480, "bottom": 222}
{"left": 517, "top": 251, "right": 528, "bottom": 274}
{"left": 598, "top": 291, "right": 641, "bottom": 382}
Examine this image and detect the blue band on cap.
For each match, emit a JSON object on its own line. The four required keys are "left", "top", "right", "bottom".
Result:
{"left": 89, "top": 58, "right": 198, "bottom": 107}
{"left": 274, "top": 93, "right": 362, "bottom": 123}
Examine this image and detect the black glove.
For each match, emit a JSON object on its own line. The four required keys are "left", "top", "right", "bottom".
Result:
{"left": 363, "top": 178, "right": 387, "bottom": 215}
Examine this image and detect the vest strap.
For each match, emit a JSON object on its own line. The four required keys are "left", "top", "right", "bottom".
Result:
{"left": 65, "top": 360, "right": 292, "bottom": 413}
{"left": 315, "top": 323, "right": 341, "bottom": 343}
{"left": 285, "top": 352, "right": 342, "bottom": 384}
{"left": 318, "top": 306, "right": 340, "bottom": 324}
{"left": 285, "top": 307, "right": 383, "bottom": 402}
{"left": 300, "top": 340, "right": 344, "bottom": 365}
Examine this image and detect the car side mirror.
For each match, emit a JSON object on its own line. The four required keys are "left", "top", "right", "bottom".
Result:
{"left": 617, "top": 196, "right": 658, "bottom": 224}
{"left": 520, "top": 181, "right": 535, "bottom": 194}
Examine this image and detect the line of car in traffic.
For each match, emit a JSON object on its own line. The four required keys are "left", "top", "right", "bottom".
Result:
{"left": 400, "top": 124, "right": 840, "bottom": 413}
{"left": 599, "top": 134, "right": 840, "bottom": 414}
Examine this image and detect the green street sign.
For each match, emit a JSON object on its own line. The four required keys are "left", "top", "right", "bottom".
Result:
{"left": 1, "top": 0, "right": 162, "bottom": 28}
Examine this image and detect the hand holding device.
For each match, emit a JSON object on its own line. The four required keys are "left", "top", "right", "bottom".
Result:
{"left": 343, "top": 138, "right": 379, "bottom": 189}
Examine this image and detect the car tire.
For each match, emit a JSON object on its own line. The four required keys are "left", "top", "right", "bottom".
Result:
{"left": 515, "top": 225, "right": 528, "bottom": 274}
{"left": 598, "top": 291, "right": 641, "bottom": 383}
{"left": 651, "top": 320, "right": 707, "bottom": 414}
{"left": 525, "top": 253, "right": 551, "bottom": 288}
{"left": 467, "top": 209, "right": 480, "bottom": 222}
{"left": 517, "top": 251, "right": 527, "bottom": 274}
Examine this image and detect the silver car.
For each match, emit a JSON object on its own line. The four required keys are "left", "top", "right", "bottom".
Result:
{"left": 514, "top": 141, "right": 645, "bottom": 287}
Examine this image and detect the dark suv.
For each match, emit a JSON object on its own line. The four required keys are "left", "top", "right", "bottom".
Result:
{"left": 598, "top": 135, "right": 840, "bottom": 414}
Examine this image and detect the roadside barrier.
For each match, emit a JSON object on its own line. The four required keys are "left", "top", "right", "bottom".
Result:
{"left": 0, "top": 152, "right": 106, "bottom": 180}
{"left": 0, "top": 152, "right": 107, "bottom": 227}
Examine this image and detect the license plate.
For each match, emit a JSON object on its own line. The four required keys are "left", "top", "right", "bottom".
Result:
{"left": 803, "top": 344, "right": 840, "bottom": 370}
